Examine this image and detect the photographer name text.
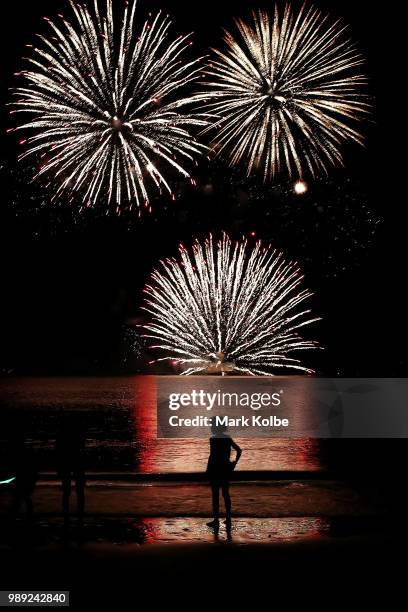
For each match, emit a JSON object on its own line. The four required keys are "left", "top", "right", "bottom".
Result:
{"left": 168, "top": 415, "right": 289, "bottom": 428}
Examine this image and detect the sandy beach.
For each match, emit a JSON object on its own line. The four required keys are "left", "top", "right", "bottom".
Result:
{"left": 0, "top": 479, "right": 383, "bottom": 519}
{"left": 0, "top": 475, "right": 400, "bottom": 607}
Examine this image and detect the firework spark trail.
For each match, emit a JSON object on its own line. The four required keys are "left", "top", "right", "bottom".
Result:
{"left": 142, "top": 234, "right": 320, "bottom": 375}
{"left": 11, "top": 0, "right": 209, "bottom": 213}
{"left": 198, "top": 2, "right": 369, "bottom": 181}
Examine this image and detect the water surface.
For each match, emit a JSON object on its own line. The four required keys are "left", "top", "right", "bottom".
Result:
{"left": 0, "top": 376, "right": 322, "bottom": 473}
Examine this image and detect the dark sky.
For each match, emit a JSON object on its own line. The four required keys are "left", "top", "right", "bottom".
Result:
{"left": 0, "top": 0, "right": 405, "bottom": 376}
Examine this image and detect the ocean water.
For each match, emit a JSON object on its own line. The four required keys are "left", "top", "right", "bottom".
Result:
{"left": 0, "top": 376, "right": 322, "bottom": 473}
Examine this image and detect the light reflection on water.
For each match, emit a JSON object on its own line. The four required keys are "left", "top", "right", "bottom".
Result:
{"left": 0, "top": 376, "right": 322, "bottom": 473}
{"left": 0, "top": 516, "right": 331, "bottom": 546}
{"left": 142, "top": 517, "right": 330, "bottom": 544}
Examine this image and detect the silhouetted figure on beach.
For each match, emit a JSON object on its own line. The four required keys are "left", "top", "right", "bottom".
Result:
{"left": 206, "top": 422, "right": 241, "bottom": 530}
{"left": 56, "top": 417, "right": 86, "bottom": 526}
{"left": 10, "top": 436, "right": 38, "bottom": 517}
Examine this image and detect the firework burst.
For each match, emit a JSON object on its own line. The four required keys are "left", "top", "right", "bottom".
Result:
{"left": 11, "top": 0, "right": 208, "bottom": 213}
{"left": 142, "top": 234, "right": 320, "bottom": 375}
{"left": 199, "top": 2, "right": 369, "bottom": 181}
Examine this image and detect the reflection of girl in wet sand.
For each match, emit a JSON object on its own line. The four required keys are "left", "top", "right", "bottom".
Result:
{"left": 206, "top": 423, "right": 242, "bottom": 529}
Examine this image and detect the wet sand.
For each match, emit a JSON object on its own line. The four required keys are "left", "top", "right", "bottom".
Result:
{"left": 0, "top": 479, "right": 399, "bottom": 606}
{"left": 0, "top": 479, "right": 384, "bottom": 519}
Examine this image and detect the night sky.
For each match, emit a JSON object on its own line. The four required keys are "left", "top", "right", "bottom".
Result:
{"left": 0, "top": 0, "right": 405, "bottom": 376}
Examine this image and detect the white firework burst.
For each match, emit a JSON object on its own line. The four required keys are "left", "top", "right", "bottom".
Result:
{"left": 11, "top": 0, "right": 208, "bottom": 213}
{"left": 142, "top": 234, "right": 320, "bottom": 375}
{"left": 198, "top": 2, "right": 369, "bottom": 180}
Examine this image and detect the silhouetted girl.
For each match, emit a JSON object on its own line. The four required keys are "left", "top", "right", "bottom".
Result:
{"left": 206, "top": 422, "right": 241, "bottom": 529}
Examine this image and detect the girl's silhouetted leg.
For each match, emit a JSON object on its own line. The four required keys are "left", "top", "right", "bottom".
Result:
{"left": 25, "top": 495, "right": 34, "bottom": 517}
{"left": 222, "top": 483, "right": 231, "bottom": 522}
{"left": 207, "top": 483, "right": 221, "bottom": 527}
{"left": 61, "top": 474, "right": 71, "bottom": 527}
{"left": 211, "top": 483, "right": 220, "bottom": 520}
{"left": 75, "top": 471, "right": 85, "bottom": 521}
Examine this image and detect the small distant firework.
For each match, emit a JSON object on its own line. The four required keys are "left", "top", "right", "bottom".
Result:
{"left": 293, "top": 180, "right": 308, "bottom": 195}
{"left": 12, "top": 0, "right": 208, "bottom": 213}
{"left": 142, "top": 234, "right": 319, "bottom": 375}
{"left": 199, "top": 3, "right": 369, "bottom": 181}
{"left": 120, "top": 324, "right": 142, "bottom": 365}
